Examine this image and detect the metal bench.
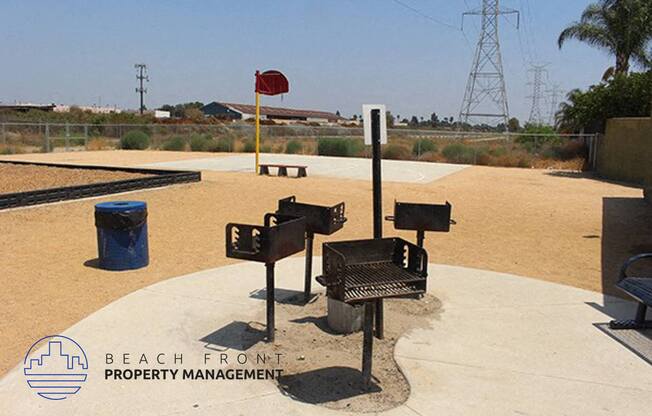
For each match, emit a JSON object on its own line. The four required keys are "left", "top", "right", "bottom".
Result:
{"left": 259, "top": 164, "right": 307, "bottom": 178}
{"left": 609, "top": 253, "right": 652, "bottom": 330}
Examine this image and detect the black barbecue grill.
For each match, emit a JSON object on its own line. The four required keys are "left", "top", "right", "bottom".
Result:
{"left": 277, "top": 196, "right": 347, "bottom": 302}
{"left": 386, "top": 201, "right": 453, "bottom": 247}
{"left": 226, "top": 213, "right": 306, "bottom": 342}
{"left": 317, "top": 238, "right": 428, "bottom": 304}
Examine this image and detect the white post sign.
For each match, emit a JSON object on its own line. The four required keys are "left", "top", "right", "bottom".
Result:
{"left": 363, "top": 104, "right": 387, "bottom": 145}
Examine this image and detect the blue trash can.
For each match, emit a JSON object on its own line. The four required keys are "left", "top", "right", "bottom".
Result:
{"left": 95, "top": 201, "right": 149, "bottom": 270}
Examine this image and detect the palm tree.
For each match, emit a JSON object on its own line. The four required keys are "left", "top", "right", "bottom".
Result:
{"left": 558, "top": 0, "right": 652, "bottom": 79}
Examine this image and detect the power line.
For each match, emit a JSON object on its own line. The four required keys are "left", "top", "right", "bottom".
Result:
{"left": 134, "top": 63, "right": 149, "bottom": 115}
{"left": 389, "top": 0, "right": 473, "bottom": 49}
{"left": 389, "top": 0, "right": 459, "bottom": 30}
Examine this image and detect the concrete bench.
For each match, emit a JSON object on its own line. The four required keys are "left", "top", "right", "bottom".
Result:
{"left": 259, "top": 164, "right": 307, "bottom": 178}
{"left": 610, "top": 253, "right": 652, "bottom": 330}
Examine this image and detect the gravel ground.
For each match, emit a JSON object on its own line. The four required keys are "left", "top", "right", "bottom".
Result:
{"left": 0, "top": 163, "right": 152, "bottom": 194}
{"left": 0, "top": 150, "right": 650, "bottom": 377}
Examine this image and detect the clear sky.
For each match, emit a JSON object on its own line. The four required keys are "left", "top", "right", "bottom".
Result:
{"left": 0, "top": 0, "right": 616, "bottom": 122}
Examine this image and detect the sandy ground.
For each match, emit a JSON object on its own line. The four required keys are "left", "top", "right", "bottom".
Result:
{"left": 248, "top": 293, "right": 441, "bottom": 413}
{"left": 0, "top": 150, "right": 229, "bottom": 167}
{"left": 1, "top": 150, "right": 651, "bottom": 377}
{"left": 0, "top": 163, "right": 152, "bottom": 194}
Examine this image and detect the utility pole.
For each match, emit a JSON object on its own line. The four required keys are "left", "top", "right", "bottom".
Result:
{"left": 546, "top": 83, "right": 563, "bottom": 126}
{"left": 134, "top": 64, "right": 149, "bottom": 114}
{"left": 459, "top": 0, "right": 519, "bottom": 130}
{"left": 527, "top": 64, "right": 548, "bottom": 125}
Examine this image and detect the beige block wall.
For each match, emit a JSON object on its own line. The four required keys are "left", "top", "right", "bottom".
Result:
{"left": 597, "top": 117, "right": 652, "bottom": 186}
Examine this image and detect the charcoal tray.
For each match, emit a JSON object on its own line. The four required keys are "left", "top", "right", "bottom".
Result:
{"left": 226, "top": 213, "right": 306, "bottom": 263}
{"left": 388, "top": 201, "right": 452, "bottom": 232}
{"left": 277, "top": 195, "right": 346, "bottom": 235}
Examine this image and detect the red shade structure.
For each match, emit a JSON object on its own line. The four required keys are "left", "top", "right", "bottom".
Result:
{"left": 255, "top": 70, "right": 289, "bottom": 96}
{"left": 254, "top": 70, "right": 290, "bottom": 174}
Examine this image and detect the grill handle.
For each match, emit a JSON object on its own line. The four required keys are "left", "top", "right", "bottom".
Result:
{"left": 385, "top": 215, "right": 395, "bottom": 222}
{"left": 315, "top": 275, "right": 341, "bottom": 288}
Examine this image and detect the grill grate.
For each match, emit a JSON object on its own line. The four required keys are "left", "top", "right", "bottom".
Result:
{"left": 318, "top": 238, "right": 427, "bottom": 304}
{"left": 344, "top": 262, "right": 424, "bottom": 301}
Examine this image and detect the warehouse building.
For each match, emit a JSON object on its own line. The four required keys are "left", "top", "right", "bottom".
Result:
{"left": 201, "top": 102, "right": 344, "bottom": 125}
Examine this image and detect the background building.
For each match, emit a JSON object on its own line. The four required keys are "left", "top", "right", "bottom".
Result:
{"left": 201, "top": 102, "right": 345, "bottom": 125}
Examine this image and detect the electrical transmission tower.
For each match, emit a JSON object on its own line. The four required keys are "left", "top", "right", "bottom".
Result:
{"left": 527, "top": 64, "right": 548, "bottom": 125}
{"left": 134, "top": 64, "right": 149, "bottom": 114}
{"left": 459, "top": 0, "right": 519, "bottom": 129}
{"left": 546, "top": 83, "right": 563, "bottom": 126}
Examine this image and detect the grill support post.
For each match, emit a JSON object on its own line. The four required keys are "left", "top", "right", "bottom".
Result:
{"left": 371, "top": 108, "right": 384, "bottom": 340}
{"left": 416, "top": 230, "right": 425, "bottom": 248}
{"left": 304, "top": 231, "right": 314, "bottom": 303}
{"left": 266, "top": 262, "right": 275, "bottom": 342}
{"left": 362, "top": 301, "right": 374, "bottom": 385}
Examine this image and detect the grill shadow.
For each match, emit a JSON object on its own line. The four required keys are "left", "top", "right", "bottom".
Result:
{"left": 278, "top": 366, "right": 381, "bottom": 404}
{"left": 199, "top": 321, "right": 266, "bottom": 352}
{"left": 249, "top": 287, "right": 316, "bottom": 305}
{"left": 289, "top": 315, "right": 341, "bottom": 335}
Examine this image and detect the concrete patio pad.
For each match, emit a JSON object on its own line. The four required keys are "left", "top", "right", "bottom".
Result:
{"left": 142, "top": 153, "right": 468, "bottom": 183}
{"left": 1, "top": 259, "right": 650, "bottom": 415}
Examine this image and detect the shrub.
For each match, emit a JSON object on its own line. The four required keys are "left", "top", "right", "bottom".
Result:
{"left": 544, "top": 140, "right": 587, "bottom": 161}
{"left": 442, "top": 143, "right": 476, "bottom": 164}
{"left": 206, "top": 136, "right": 235, "bottom": 152}
{"left": 190, "top": 134, "right": 211, "bottom": 151}
{"left": 412, "top": 139, "right": 437, "bottom": 156}
{"left": 285, "top": 140, "right": 303, "bottom": 154}
{"left": 86, "top": 138, "right": 110, "bottom": 151}
{"left": 317, "top": 138, "right": 363, "bottom": 157}
{"left": 382, "top": 143, "right": 411, "bottom": 160}
{"left": 0, "top": 145, "right": 21, "bottom": 155}
{"left": 242, "top": 139, "right": 256, "bottom": 153}
{"left": 120, "top": 130, "right": 150, "bottom": 150}
{"left": 260, "top": 144, "right": 272, "bottom": 153}
{"left": 162, "top": 136, "right": 186, "bottom": 151}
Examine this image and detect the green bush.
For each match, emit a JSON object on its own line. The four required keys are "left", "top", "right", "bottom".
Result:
{"left": 317, "top": 137, "right": 363, "bottom": 157}
{"left": 412, "top": 139, "right": 437, "bottom": 156}
{"left": 189, "top": 134, "right": 211, "bottom": 151}
{"left": 543, "top": 140, "right": 587, "bottom": 160}
{"left": 285, "top": 140, "right": 303, "bottom": 154}
{"left": 206, "top": 136, "right": 235, "bottom": 152}
{"left": 162, "top": 136, "right": 186, "bottom": 151}
{"left": 242, "top": 139, "right": 256, "bottom": 153}
{"left": 120, "top": 130, "right": 150, "bottom": 150}
{"left": 442, "top": 143, "right": 476, "bottom": 164}
{"left": 382, "top": 143, "right": 411, "bottom": 160}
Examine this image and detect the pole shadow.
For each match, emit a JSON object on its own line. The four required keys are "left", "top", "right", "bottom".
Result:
{"left": 278, "top": 366, "right": 381, "bottom": 404}
{"left": 199, "top": 321, "right": 266, "bottom": 352}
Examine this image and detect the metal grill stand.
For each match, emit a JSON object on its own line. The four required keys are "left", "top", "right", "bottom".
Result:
{"left": 226, "top": 213, "right": 306, "bottom": 342}
{"left": 386, "top": 201, "right": 454, "bottom": 248}
{"left": 317, "top": 237, "right": 428, "bottom": 385}
{"left": 276, "top": 195, "right": 346, "bottom": 303}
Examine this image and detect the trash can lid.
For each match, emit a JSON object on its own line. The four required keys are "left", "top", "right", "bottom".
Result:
{"left": 95, "top": 201, "right": 147, "bottom": 213}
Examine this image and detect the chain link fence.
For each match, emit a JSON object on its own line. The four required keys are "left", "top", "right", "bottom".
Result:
{"left": 0, "top": 122, "right": 598, "bottom": 170}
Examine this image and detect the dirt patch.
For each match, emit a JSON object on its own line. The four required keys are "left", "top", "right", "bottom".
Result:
{"left": 248, "top": 293, "right": 442, "bottom": 413}
{"left": 0, "top": 163, "right": 152, "bottom": 194}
